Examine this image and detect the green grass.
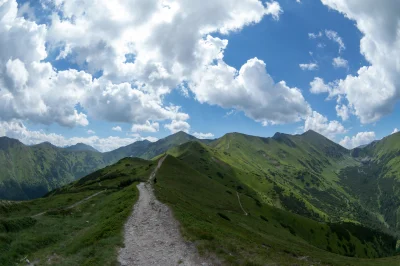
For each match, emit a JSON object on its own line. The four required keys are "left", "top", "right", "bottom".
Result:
{"left": 0, "top": 157, "right": 153, "bottom": 265}
{"left": 154, "top": 155, "right": 400, "bottom": 265}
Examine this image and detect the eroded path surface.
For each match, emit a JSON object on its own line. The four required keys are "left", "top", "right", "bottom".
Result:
{"left": 118, "top": 157, "right": 210, "bottom": 266}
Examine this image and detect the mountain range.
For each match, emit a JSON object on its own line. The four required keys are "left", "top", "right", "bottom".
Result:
{"left": 0, "top": 131, "right": 198, "bottom": 200}
{"left": 2, "top": 130, "right": 400, "bottom": 265}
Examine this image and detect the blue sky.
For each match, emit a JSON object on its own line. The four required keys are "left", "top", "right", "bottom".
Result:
{"left": 1, "top": 0, "right": 399, "bottom": 151}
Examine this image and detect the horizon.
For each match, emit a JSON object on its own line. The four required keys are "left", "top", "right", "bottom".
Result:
{"left": 1, "top": 129, "right": 391, "bottom": 152}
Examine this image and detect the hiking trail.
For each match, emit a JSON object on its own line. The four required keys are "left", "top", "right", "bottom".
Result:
{"left": 118, "top": 156, "right": 212, "bottom": 266}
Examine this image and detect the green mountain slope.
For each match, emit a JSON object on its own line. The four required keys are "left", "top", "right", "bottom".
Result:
{"left": 2, "top": 153, "right": 399, "bottom": 266}
{"left": 3, "top": 132, "right": 400, "bottom": 265}
{"left": 340, "top": 132, "right": 400, "bottom": 231}
{"left": 168, "top": 131, "right": 399, "bottom": 238}
{"left": 0, "top": 132, "right": 203, "bottom": 200}
{"left": 0, "top": 157, "right": 154, "bottom": 265}
{"left": 204, "top": 131, "right": 363, "bottom": 221}
{"left": 154, "top": 154, "right": 398, "bottom": 265}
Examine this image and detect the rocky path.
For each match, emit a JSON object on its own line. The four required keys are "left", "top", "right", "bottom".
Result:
{"left": 118, "top": 156, "right": 210, "bottom": 266}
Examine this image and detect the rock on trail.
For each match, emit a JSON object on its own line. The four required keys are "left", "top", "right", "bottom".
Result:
{"left": 118, "top": 156, "right": 212, "bottom": 266}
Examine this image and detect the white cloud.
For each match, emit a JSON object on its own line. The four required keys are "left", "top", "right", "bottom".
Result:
{"left": 164, "top": 120, "right": 190, "bottom": 134}
{"left": 0, "top": 2, "right": 89, "bottom": 127}
{"left": 309, "top": 32, "right": 323, "bottom": 39}
{"left": 193, "top": 132, "right": 215, "bottom": 139}
{"left": 0, "top": 120, "right": 156, "bottom": 152}
{"left": 392, "top": 128, "right": 399, "bottom": 134}
{"left": 335, "top": 104, "right": 350, "bottom": 121}
{"left": 0, "top": 0, "right": 289, "bottom": 132}
{"left": 333, "top": 57, "right": 348, "bottom": 68}
{"left": 319, "top": 0, "right": 400, "bottom": 124}
{"left": 299, "top": 63, "right": 318, "bottom": 71}
{"left": 325, "top": 30, "right": 345, "bottom": 53}
{"left": 308, "top": 29, "right": 345, "bottom": 53}
{"left": 131, "top": 121, "right": 159, "bottom": 133}
{"left": 339, "top": 132, "right": 376, "bottom": 149}
{"left": 191, "top": 57, "right": 311, "bottom": 125}
{"left": 87, "top": 130, "right": 95, "bottom": 134}
{"left": 304, "top": 111, "right": 347, "bottom": 139}
{"left": 17, "top": 2, "right": 36, "bottom": 20}
{"left": 310, "top": 77, "right": 332, "bottom": 94}
{"left": 265, "top": 1, "right": 283, "bottom": 20}
{"left": 112, "top": 126, "right": 122, "bottom": 132}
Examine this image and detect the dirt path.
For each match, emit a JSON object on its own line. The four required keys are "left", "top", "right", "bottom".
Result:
{"left": 118, "top": 156, "right": 211, "bottom": 266}
{"left": 32, "top": 190, "right": 105, "bottom": 218}
{"left": 236, "top": 192, "right": 248, "bottom": 216}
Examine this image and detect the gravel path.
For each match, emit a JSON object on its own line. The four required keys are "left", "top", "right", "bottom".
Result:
{"left": 32, "top": 190, "right": 105, "bottom": 218}
{"left": 236, "top": 192, "right": 248, "bottom": 216}
{"left": 118, "top": 156, "right": 211, "bottom": 266}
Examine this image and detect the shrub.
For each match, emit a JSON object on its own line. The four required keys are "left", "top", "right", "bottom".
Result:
{"left": 217, "top": 213, "right": 231, "bottom": 221}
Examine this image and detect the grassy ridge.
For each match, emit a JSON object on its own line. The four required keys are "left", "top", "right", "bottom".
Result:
{"left": 154, "top": 155, "right": 398, "bottom": 265}
{"left": 0, "top": 157, "right": 153, "bottom": 265}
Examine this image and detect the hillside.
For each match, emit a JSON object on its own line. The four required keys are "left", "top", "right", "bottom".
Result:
{"left": 0, "top": 132, "right": 202, "bottom": 200}
{"left": 340, "top": 131, "right": 400, "bottom": 231}
{"left": 154, "top": 155, "right": 399, "bottom": 265}
{"left": 168, "top": 131, "right": 400, "bottom": 236}
{"left": 0, "top": 157, "right": 155, "bottom": 265}
{"left": 3, "top": 131, "right": 400, "bottom": 265}
{"left": 1, "top": 154, "right": 399, "bottom": 266}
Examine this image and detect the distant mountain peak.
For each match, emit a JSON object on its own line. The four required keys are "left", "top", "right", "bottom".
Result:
{"left": 163, "top": 131, "right": 196, "bottom": 141}
{"left": 301, "top": 129, "right": 320, "bottom": 136}
{"left": 65, "top": 143, "right": 99, "bottom": 152}
{"left": 0, "top": 136, "right": 24, "bottom": 150}
{"left": 34, "top": 141, "right": 57, "bottom": 148}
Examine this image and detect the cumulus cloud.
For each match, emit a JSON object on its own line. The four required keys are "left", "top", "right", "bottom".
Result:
{"left": 333, "top": 57, "right": 348, "bottom": 68}
{"left": 0, "top": 120, "right": 156, "bottom": 152}
{"left": 193, "top": 132, "right": 215, "bottom": 139}
{"left": 265, "top": 1, "right": 283, "bottom": 20}
{"left": 131, "top": 121, "right": 159, "bottom": 133}
{"left": 304, "top": 111, "right": 347, "bottom": 139}
{"left": 319, "top": 0, "right": 400, "bottom": 124}
{"left": 0, "top": 1, "right": 89, "bottom": 127}
{"left": 339, "top": 132, "right": 376, "bottom": 149}
{"left": 164, "top": 120, "right": 190, "bottom": 133}
{"left": 310, "top": 77, "right": 332, "bottom": 94}
{"left": 191, "top": 58, "right": 311, "bottom": 125}
{"left": 112, "top": 126, "right": 122, "bottom": 132}
{"left": 299, "top": 63, "right": 318, "bottom": 71}
{"left": 392, "top": 128, "right": 399, "bottom": 134}
{"left": 0, "top": 0, "right": 294, "bottom": 134}
{"left": 87, "top": 130, "right": 95, "bottom": 135}
{"left": 335, "top": 104, "right": 350, "bottom": 121}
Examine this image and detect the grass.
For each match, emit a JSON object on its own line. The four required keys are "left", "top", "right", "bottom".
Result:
{"left": 0, "top": 157, "right": 153, "bottom": 265}
{"left": 154, "top": 154, "right": 400, "bottom": 265}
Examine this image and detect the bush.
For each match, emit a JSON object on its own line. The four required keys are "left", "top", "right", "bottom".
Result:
{"left": 260, "top": 215, "right": 269, "bottom": 222}
{"left": 118, "top": 178, "right": 142, "bottom": 188}
{"left": 0, "top": 217, "right": 36, "bottom": 233}
{"left": 217, "top": 213, "right": 231, "bottom": 221}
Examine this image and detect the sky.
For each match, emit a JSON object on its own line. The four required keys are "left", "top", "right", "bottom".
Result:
{"left": 0, "top": 0, "right": 399, "bottom": 152}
